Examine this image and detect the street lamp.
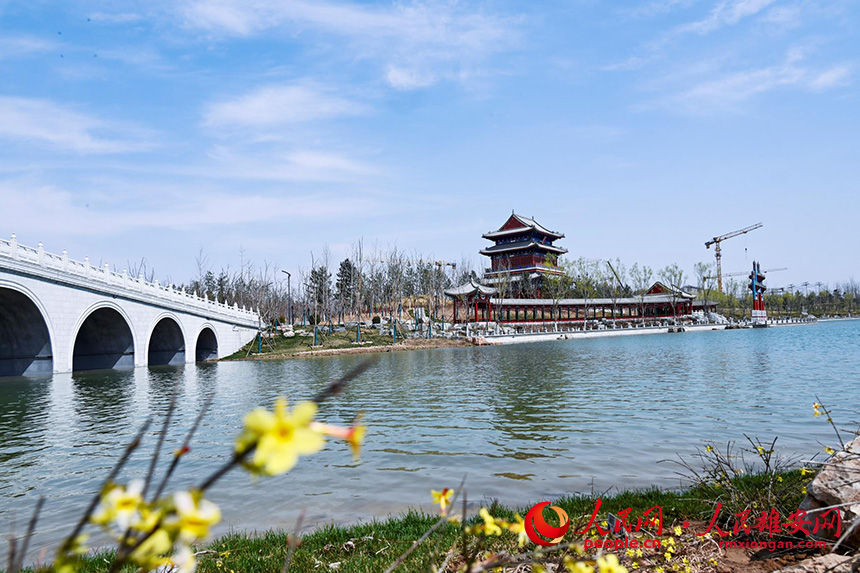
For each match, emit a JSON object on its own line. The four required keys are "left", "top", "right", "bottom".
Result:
{"left": 281, "top": 270, "right": 292, "bottom": 325}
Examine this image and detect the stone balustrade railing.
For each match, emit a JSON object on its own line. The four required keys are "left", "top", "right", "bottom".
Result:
{"left": 0, "top": 234, "right": 259, "bottom": 324}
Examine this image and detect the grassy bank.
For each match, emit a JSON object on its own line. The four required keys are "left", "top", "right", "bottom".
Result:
{"left": 66, "top": 469, "right": 816, "bottom": 573}
{"left": 221, "top": 326, "right": 471, "bottom": 362}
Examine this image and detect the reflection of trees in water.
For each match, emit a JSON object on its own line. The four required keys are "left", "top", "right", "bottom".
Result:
{"left": 486, "top": 344, "right": 577, "bottom": 447}
{"left": 71, "top": 370, "right": 135, "bottom": 434}
{"left": 192, "top": 362, "right": 219, "bottom": 411}
{"left": 0, "top": 378, "right": 52, "bottom": 466}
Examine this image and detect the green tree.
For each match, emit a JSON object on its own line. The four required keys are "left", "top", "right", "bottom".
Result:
{"left": 335, "top": 258, "right": 358, "bottom": 316}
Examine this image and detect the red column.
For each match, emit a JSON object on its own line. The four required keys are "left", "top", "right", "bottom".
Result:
{"left": 474, "top": 301, "right": 478, "bottom": 322}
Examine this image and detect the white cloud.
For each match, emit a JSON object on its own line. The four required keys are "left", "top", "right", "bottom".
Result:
{"left": 189, "top": 147, "right": 377, "bottom": 182}
{"left": 658, "top": 52, "right": 852, "bottom": 112}
{"left": 0, "top": 35, "right": 58, "bottom": 59}
{"left": 0, "top": 96, "right": 155, "bottom": 153}
{"left": 760, "top": 4, "right": 803, "bottom": 28}
{"left": 385, "top": 66, "right": 436, "bottom": 91}
{"left": 809, "top": 65, "right": 851, "bottom": 90}
{"left": 679, "top": 0, "right": 778, "bottom": 34}
{"left": 180, "top": 0, "right": 518, "bottom": 90}
{"left": 620, "top": 0, "right": 699, "bottom": 19}
{"left": 87, "top": 12, "right": 143, "bottom": 24}
{"left": 203, "top": 84, "right": 367, "bottom": 129}
{"left": 0, "top": 178, "right": 378, "bottom": 237}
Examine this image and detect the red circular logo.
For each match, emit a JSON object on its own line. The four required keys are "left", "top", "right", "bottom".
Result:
{"left": 524, "top": 502, "right": 570, "bottom": 546}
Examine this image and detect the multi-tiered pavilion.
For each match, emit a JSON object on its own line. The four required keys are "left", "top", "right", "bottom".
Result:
{"left": 445, "top": 213, "right": 698, "bottom": 325}
{"left": 481, "top": 213, "right": 567, "bottom": 297}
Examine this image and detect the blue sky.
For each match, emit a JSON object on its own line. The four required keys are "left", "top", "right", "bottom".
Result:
{"left": 0, "top": 0, "right": 857, "bottom": 289}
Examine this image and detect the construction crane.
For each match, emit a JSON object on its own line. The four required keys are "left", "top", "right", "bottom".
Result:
{"left": 704, "top": 266, "right": 786, "bottom": 291}
{"left": 604, "top": 260, "right": 628, "bottom": 292}
{"left": 706, "top": 266, "right": 787, "bottom": 280}
{"left": 705, "top": 223, "right": 763, "bottom": 292}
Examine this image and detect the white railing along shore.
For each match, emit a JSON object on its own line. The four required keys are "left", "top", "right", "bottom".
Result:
{"left": 0, "top": 234, "right": 258, "bottom": 323}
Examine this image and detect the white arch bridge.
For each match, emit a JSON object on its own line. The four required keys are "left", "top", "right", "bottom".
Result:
{"left": 0, "top": 235, "right": 260, "bottom": 377}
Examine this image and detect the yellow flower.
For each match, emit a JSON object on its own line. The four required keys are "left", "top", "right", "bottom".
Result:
{"left": 479, "top": 507, "right": 503, "bottom": 536}
{"left": 431, "top": 488, "right": 454, "bottom": 515}
{"left": 167, "top": 544, "right": 196, "bottom": 573}
{"left": 508, "top": 513, "right": 528, "bottom": 547}
{"left": 777, "top": 475, "right": 783, "bottom": 482}
{"left": 237, "top": 398, "right": 325, "bottom": 476}
{"left": 565, "top": 559, "right": 595, "bottom": 573}
{"left": 825, "top": 446, "right": 835, "bottom": 455}
{"left": 54, "top": 534, "right": 89, "bottom": 573}
{"left": 130, "top": 528, "right": 172, "bottom": 570}
{"left": 801, "top": 486, "right": 807, "bottom": 494}
{"left": 168, "top": 490, "right": 221, "bottom": 544}
{"left": 91, "top": 480, "right": 144, "bottom": 530}
{"left": 347, "top": 424, "right": 367, "bottom": 459}
{"left": 310, "top": 417, "right": 367, "bottom": 461}
{"left": 801, "top": 467, "right": 812, "bottom": 476}
{"left": 673, "top": 525, "right": 683, "bottom": 536}
{"left": 706, "top": 445, "right": 713, "bottom": 452}
{"left": 596, "top": 554, "right": 628, "bottom": 573}
{"left": 813, "top": 402, "right": 822, "bottom": 416}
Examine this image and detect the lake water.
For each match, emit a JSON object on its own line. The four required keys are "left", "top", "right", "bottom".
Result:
{"left": 2, "top": 319, "right": 858, "bottom": 563}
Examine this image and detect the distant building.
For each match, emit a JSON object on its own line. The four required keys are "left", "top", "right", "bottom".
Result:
{"left": 445, "top": 213, "right": 710, "bottom": 324}
{"left": 481, "top": 213, "right": 567, "bottom": 297}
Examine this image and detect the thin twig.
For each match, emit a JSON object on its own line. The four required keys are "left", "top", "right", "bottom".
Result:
{"left": 197, "top": 446, "right": 255, "bottom": 492}
{"left": 282, "top": 509, "right": 306, "bottom": 573}
{"left": 59, "top": 417, "right": 152, "bottom": 553}
{"left": 313, "top": 358, "right": 377, "bottom": 404}
{"left": 384, "top": 475, "right": 466, "bottom": 573}
{"left": 143, "top": 389, "right": 178, "bottom": 499}
{"left": 12, "top": 496, "right": 44, "bottom": 572}
{"left": 815, "top": 396, "right": 844, "bottom": 449}
{"left": 152, "top": 392, "right": 215, "bottom": 501}
{"left": 7, "top": 533, "right": 16, "bottom": 573}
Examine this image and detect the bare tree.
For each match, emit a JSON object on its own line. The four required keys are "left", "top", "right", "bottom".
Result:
{"left": 659, "top": 263, "right": 686, "bottom": 324}
{"left": 694, "top": 261, "right": 715, "bottom": 323}
{"left": 604, "top": 258, "right": 627, "bottom": 323}
{"left": 629, "top": 262, "right": 653, "bottom": 326}
{"left": 543, "top": 254, "right": 572, "bottom": 327}
{"left": 570, "top": 258, "right": 602, "bottom": 330}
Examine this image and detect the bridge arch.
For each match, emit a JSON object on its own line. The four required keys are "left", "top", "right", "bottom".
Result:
{"left": 71, "top": 302, "right": 136, "bottom": 372}
{"left": 0, "top": 282, "right": 54, "bottom": 376}
{"left": 146, "top": 313, "right": 187, "bottom": 366}
{"left": 195, "top": 324, "right": 219, "bottom": 362}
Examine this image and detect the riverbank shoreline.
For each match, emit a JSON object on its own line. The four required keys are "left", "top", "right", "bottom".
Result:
{"left": 230, "top": 335, "right": 475, "bottom": 361}
{"left": 227, "top": 318, "right": 821, "bottom": 362}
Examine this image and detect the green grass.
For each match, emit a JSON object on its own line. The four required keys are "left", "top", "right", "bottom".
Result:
{"left": 221, "top": 326, "right": 399, "bottom": 360}
{"left": 56, "top": 469, "right": 811, "bottom": 573}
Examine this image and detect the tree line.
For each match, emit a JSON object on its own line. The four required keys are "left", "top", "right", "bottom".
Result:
{"left": 175, "top": 246, "right": 858, "bottom": 325}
